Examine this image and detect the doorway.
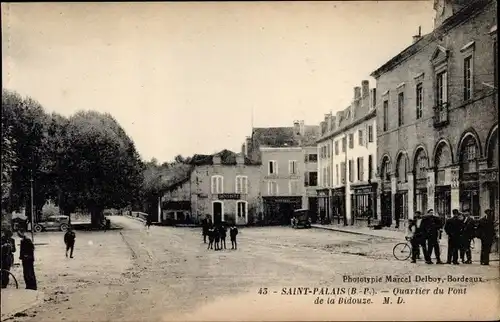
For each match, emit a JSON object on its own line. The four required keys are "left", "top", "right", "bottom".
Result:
{"left": 381, "top": 192, "right": 392, "bottom": 226}
{"left": 308, "top": 197, "right": 318, "bottom": 223}
{"left": 212, "top": 201, "right": 223, "bottom": 224}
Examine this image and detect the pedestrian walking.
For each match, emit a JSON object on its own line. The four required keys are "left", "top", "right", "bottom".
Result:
{"left": 1, "top": 231, "right": 13, "bottom": 288}
{"left": 64, "top": 227, "right": 76, "bottom": 258}
{"left": 460, "top": 210, "right": 475, "bottom": 264}
{"left": 230, "top": 225, "right": 238, "bottom": 250}
{"left": 476, "top": 209, "right": 495, "bottom": 265}
{"left": 18, "top": 230, "right": 37, "bottom": 290}
{"left": 408, "top": 211, "right": 430, "bottom": 264}
{"left": 145, "top": 215, "right": 152, "bottom": 229}
{"left": 444, "top": 209, "right": 463, "bottom": 265}
{"left": 219, "top": 225, "right": 227, "bottom": 250}
{"left": 422, "top": 209, "right": 444, "bottom": 264}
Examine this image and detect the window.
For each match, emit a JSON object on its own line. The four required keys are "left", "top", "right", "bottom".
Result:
{"left": 358, "top": 130, "right": 364, "bottom": 146}
{"left": 335, "top": 141, "right": 339, "bottom": 155}
{"left": 462, "top": 138, "right": 478, "bottom": 173}
{"left": 463, "top": 55, "right": 473, "bottom": 101}
{"left": 371, "top": 88, "right": 377, "bottom": 109}
{"left": 342, "top": 137, "right": 346, "bottom": 152}
{"left": 268, "top": 160, "right": 277, "bottom": 175}
{"left": 289, "top": 160, "right": 297, "bottom": 175}
{"left": 289, "top": 180, "right": 299, "bottom": 195}
{"left": 309, "top": 171, "right": 318, "bottom": 186}
{"left": 237, "top": 201, "right": 247, "bottom": 218}
{"left": 326, "top": 144, "right": 330, "bottom": 158}
{"left": 348, "top": 134, "right": 354, "bottom": 149}
{"left": 327, "top": 165, "right": 331, "bottom": 187}
{"left": 349, "top": 159, "right": 354, "bottom": 182}
{"left": 235, "top": 176, "right": 248, "bottom": 194}
{"left": 268, "top": 181, "right": 278, "bottom": 195}
{"left": 383, "top": 100, "right": 389, "bottom": 131}
{"left": 368, "top": 125, "right": 374, "bottom": 143}
{"left": 436, "top": 71, "right": 448, "bottom": 105}
{"left": 336, "top": 164, "right": 339, "bottom": 185}
{"left": 357, "top": 157, "right": 364, "bottom": 182}
{"left": 211, "top": 175, "right": 224, "bottom": 194}
{"left": 416, "top": 83, "right": 423, "bottom": 119}
{"left": 307, "top": 154, "right": 317, "bottom": 162}
{"left": 398, "top": 92, "right": 405, "bottom": 126}
{"left": 495, "top": 39, "right": 498, "bottom": 88}
{"left": 368, "top": 155, "right": 373, "bottom": 179}
{"left": 340, "top": 162, "right": 346, "bottom": 183}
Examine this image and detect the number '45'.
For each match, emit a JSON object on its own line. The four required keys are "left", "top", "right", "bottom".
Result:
{"left": 258, "top": 288, "right": 268, "bottom": 295}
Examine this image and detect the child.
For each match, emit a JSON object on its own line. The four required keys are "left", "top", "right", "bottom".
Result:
{"left": 230, "top": 225, "right": 238, "bottom": 250}
{"left": 207, "top": 228, "right": 215, "bottom": 250}
{"left": 219, "top": 225, "right": 227, "bottom": 250}
{"left": 214, "top": 226, "right": 221, "bottom": 251}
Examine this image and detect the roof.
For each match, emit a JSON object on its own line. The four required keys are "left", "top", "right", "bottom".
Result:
{"left": 251, "top": 127, "right": 299, "bottom": 147}
{"left": 189, "top": 149, "right": 260, "bottom": 166}
{"left": 302, "top": 125, "right": 320, "bottom": 146}
{"left": 370, "top": 0, "right": 492, "bottom": 78}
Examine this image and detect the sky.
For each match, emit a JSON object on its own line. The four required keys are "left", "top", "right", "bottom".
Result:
{"left": 2, "top": 1, "right": 435, "bottom": 163}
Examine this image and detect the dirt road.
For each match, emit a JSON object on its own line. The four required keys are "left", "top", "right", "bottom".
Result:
{"left": 7, "top": 216, "right": 499, "bottom": 321}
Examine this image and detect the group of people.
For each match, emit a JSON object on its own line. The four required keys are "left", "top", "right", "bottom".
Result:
{"left": 408, "top": 208, "right": 496, "bottom": 265}
{"left": 201, "top": 217, "right": 239, "bottom": 251}
{"left": 0, "top": 226, "right": 77, "bottom": 290}
{"left": 1, "top": 229, "right": 37, "bottom": 290}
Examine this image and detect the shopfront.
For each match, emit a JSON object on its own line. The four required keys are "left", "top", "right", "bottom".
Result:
{"left": 331, "top": 187, "right": 345, "bottom": 225}
{"left": 351, "top": 184, "right": 376, "bottom": 226}
{"left": 263, "top": 196, "right": 302, "bottom": 225}
{"left": 317, "top": 189, "right": 330, "bottom": 222}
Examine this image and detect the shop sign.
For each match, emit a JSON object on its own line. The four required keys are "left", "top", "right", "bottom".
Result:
{"left": 353, "top": 187, "right": 372, "bottom": 194}
{"left": 218, "top": 193, "right": 241, "bottom": 200}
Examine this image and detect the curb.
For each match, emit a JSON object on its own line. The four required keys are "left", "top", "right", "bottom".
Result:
{"left": 0, "top": 290, "right": 45, "bottom": 320}
{"left": 311, "top": 224, "right": 401, "bottom": 240}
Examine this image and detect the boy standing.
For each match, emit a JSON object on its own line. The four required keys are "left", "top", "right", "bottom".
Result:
{"left": 230, "top": 225, "right": 238, "bottom": 250}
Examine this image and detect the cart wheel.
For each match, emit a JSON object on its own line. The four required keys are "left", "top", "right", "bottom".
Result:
{"left": 393, "top": 242, "right": 412, "bottom": 261}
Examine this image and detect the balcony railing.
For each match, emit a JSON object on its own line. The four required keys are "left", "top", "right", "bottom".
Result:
{"left": 433, "top": 102, "right": 449, "bottom": 128}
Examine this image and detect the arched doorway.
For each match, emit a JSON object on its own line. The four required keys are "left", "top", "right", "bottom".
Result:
{"left": 434, "top": 141, "right": 452, "bottom": 219}
{"left": 414, "top": 147, "right": 429, "bottom": 214}
{"left": 485, "top": 126, "right": 498, "bottom": 234}
{"left": 458, "top": 134, "right": 481, "bottom": 218}
{"left": 380, "top": 155, "right": 392, "bottom": 226}
{"left": 394, "top": 152, "right": 409, "bottom": 228}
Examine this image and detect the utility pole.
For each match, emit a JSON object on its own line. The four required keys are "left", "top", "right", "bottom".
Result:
{"left": 30, "top": 170, "right": 35, "bottom": 242}
{"left": 157, "top": 175, "right": 163, "bottom": 223}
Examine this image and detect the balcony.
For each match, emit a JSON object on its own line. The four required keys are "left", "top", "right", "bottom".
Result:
{"left": 433, "top": 102, "right": 449, "bottom": 128}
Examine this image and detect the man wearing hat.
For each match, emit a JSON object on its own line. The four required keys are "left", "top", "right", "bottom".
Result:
{"left": 476, "top": 209, "right": 496, "bottom": 265}
{"left": 18, "top": 230, "right": 37, "bottom": 290}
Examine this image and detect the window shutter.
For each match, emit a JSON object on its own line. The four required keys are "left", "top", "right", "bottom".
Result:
{"left": 211, "top": 176, "right": 216, "bottom": 193}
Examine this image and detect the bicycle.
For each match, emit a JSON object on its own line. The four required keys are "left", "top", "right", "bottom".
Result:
{"left": 393, "top": 236, "right": 412, "bottom": 261}
{"left": 0, "top": 268, "right": 19, "bottom": 289}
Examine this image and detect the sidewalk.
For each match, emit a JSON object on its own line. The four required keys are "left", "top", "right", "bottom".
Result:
{"left": 0, "top": 288, "right": 44, "bottom": 320}
{"left": 312, "top": 223, "right": 500, "bottom": 260}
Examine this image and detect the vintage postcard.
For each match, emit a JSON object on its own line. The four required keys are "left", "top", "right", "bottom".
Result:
{"left": 1, "top": 1, "right": 498, "bottom": 321}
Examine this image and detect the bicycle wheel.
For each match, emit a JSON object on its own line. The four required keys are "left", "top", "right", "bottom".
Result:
{"left": 1, "top": 269, "right": 19, "bottom": 289}
{"left": 393, "top": 242, "right": 412, "bottom": 261}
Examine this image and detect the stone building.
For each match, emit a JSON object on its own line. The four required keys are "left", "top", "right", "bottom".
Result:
{"left": 317, "top": 81, "right": 378, "bottom": 226}
{"left": 370, "top": 0, "right": 497, "bottom": 230}
{"left": 244, "top": 121, "right": 320, "bottom": 224}
{"left": 160, "top": 150, "right": 261, "bottom": 225}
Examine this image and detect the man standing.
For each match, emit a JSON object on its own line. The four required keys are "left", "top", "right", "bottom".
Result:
{"left": 408, "top": 211, "right": 430, "bottom": 264}
{"left": 1, "top": 231, "right": 13, "bottom": 288}
{"left": 18, "top": 230, "right": 37, "bottom": 290}
{"left": 460, "top": 210, "right": 475, "bottom": 264}
{"left": 64, "top": 227, "right": 76, "bottom": 258}
{"left": 145, "top": 214, "right": 152, "bottom": 229}
{"left": 476, "top": 209, "right": 495, "bottom": 265}
{"left": 422, "top": 209, "right": 444, "bottom": 264}
{"left": 230, "top": 225, "right": 238, "bottom": 250}
{"left": 445, "top": 209, "right": 463, "bottom": 265}
{"left": 201, "top": 217, "right": 209, "bottom": 244}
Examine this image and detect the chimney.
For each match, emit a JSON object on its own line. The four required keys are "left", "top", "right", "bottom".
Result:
{"left": 354, "top": 86, "right": 361, "bottom": 100}
{"left": 361, "top": 80, "right": 369, "bottom": 98}
{"left": 245, "top": 136, "right": 252, "bottom": 156}
{"left": 299, "top": 120, "right": 305, "bottom": 135}
{"left": 213, "top": 155, "right": 221, "bottom": 165}
{"left": 293, "top": 120, "right": 300, "bottom": 135}
{"left": 236, "top": 153, "right": 244, "bottom": 165}
{"left": 412, "top": 26, "right": 422, "bottom": 44}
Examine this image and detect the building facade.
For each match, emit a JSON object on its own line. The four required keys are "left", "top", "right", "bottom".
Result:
{"left": 317, "top": 81, "right": 378, "bottom": 226}
{"left": 371, "top": 0, "right": 497, "bottom": 231}
{"left": 244, "top": 120, "right": 320, "bottom": 224}
{"left": 303, "top": 145, "right": 319, "bottom": 222}
{"left": 160, "top": 150, "right": 261, "bottom": 225}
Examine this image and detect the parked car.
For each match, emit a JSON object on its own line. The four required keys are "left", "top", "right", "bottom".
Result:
{"left": 291, "top": 209, "right": 312, "bottom": 229}
{"left": 33, "top": 215, "right": 70, "bottom": 232}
